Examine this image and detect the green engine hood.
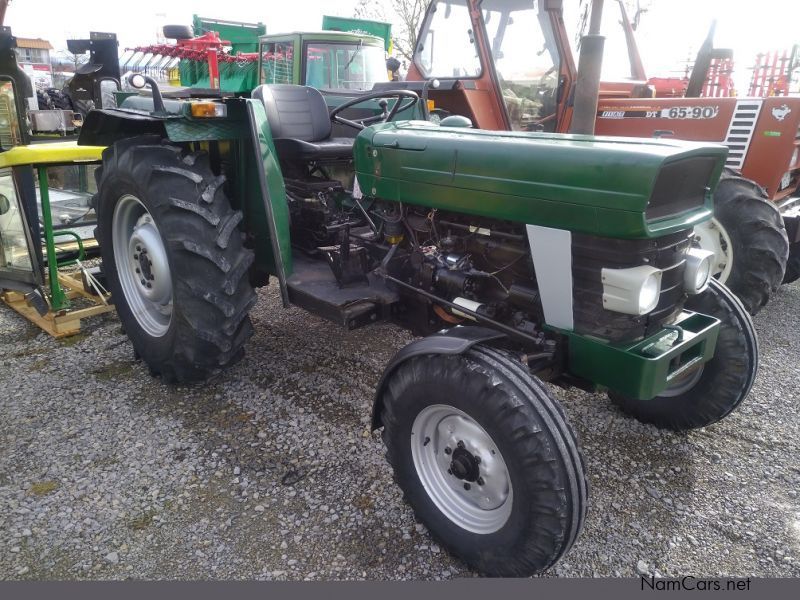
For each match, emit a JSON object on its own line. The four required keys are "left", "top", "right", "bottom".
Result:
{"left": 354, "top": 122, "right": 728, "bottom": 239}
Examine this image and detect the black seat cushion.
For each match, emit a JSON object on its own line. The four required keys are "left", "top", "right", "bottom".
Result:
{"left": 252, "top": 84, "right": 354, "bottom": 162}
{"left": 273, "top": 137, "right": 356, "bottom": 161}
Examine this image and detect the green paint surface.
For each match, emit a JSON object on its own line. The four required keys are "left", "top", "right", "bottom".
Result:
{"left": 355, "top": 122, "right": 727, "bottom": 239}
{"left": 555, "top": 311, "right": 720, "bottom": 400}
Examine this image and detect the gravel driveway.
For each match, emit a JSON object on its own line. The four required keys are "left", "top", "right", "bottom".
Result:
{"left": 1, "top": 281, "right": 798, "bottom": 580}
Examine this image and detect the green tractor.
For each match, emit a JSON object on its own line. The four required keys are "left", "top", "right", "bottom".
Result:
{"left": 77, "top": 74, "right": 758, "bottom": 576}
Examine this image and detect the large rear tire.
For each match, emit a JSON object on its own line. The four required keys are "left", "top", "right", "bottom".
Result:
{"left": 707, "top": 170, "right": 788, "bottom": 314}
{"left": 95, "top": 136, "right": 256, "bottom": 383}
{"left": 609, "top": 279, "right": 758, "bottom": 431}
{"left": 380, "top": 344, "right": 587, "bottom": 576}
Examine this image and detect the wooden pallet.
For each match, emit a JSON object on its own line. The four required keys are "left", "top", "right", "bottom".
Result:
{"left": 1, "top": 272, "right": 115, "bottom": 338}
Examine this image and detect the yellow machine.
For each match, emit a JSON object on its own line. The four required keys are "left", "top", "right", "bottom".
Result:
{"left": 0, "top": 142, "right": 114, "bottom": 337}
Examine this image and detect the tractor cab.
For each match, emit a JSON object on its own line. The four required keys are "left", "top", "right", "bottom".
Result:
{"left": 1, "top": 27, "right": 110, "bottom": 336}
{"left": 407, "top": 0, "right": 574, "bottom": 132}
{"left": 257, "top": 31, "right": 418, "bottom": 135}
{"left": 259, "top": 31, "right": 389, "bottom": 93}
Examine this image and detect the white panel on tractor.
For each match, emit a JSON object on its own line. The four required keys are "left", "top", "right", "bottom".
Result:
{"left": 526, "top": 224, "right": 573, "bottom": 330}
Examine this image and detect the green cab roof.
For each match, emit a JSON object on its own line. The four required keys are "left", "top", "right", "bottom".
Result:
{"left": 259, "top": 30, "right": 385, "bottom": 47}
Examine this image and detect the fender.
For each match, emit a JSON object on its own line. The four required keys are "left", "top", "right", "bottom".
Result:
{"left": 371, "top": 326, "right": 505, "bottom": 430}
{"left": 78, "top": 109, "right": 167, "bottom": 147}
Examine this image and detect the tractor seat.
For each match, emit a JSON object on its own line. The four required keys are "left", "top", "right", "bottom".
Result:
{"left": 252, "top": 84, "right": 354, "bottom": 162}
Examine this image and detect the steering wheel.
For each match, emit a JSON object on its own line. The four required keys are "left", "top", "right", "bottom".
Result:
{"left": 329, "top": 90, "right": 420, "bottom": 131}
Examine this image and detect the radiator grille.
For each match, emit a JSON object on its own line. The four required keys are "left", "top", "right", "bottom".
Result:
{"left": 722, "top": 100, "right": 763, "bottom": 169}
{"left": 571, "top": 230, "right": 692, "bottom": 343}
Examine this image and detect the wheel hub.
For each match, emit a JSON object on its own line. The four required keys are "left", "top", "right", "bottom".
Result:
{"left": 128, "top": 215, "right": 172, "bottom": 305}
{"left": 411, "top": 404, "right": 513, "bottom": 534}
{"left": 449, "top": 446, "right": 480, "bottom": 482}
{"left": 694, "top": 218, "right": 733, "bottom": 283}
{"left": 112, "top": 194, "right": 173, "bottom": 338}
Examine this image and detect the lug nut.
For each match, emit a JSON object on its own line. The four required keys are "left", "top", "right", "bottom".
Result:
{"left": 463, "top": 483, "right": 471, "bottom": 491}
{"left": 444, "top": 447, "right": 452, "bottom": 455}
{"left": 136, "top": 245, "right": 141, "bottom": 251}
{"left": 133, "top": 254, "right": 139, "bottom": 260}
{"left": 457, "top": 441, "right": 465, "bottom": 449}
{"left": 146, "top": 283, "right": 152, "bottom": 289}
{"left": 477, "top": 477, "right": 485, "bottom": 486}
{"left": 135, "top": 268, "right": 140, "bottom": 274}
{"left": 140, "top": 279, "right": 146, "bottom": 285}
{"left": 474, "top": 456, "right": 481, "bottom": 464}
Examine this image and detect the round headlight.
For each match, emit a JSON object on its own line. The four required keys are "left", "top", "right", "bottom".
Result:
{"left": 638, "top": 273, "right": 661, "bottom": 313}
{"left": 684, "top": 248, "right": 715, "bottom": 294}
{"left": 694, "top": 257, "right": 711, "bottom": 290}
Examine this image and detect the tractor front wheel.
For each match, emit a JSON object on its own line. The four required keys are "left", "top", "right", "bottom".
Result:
{"left": 95, "top": 136, "right": 257, "bottom": 383}
{"left": 379, "top": 344, "right": 587, "bottom": 576}
{"left": 609, "top": 279, "right": 758, "bottom": 431}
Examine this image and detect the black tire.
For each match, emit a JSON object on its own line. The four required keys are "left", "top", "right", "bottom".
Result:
{"left": 783, "top": 241, "right": 800, "bottom": 284}
{"left": 95, "top": 136, "right": 256, "bottom": 383}
{"left": 609, "top": 279, "right": 758, "bottom": 431}
{"left": 713, "top": 169, "right": 788, "bottom": 314}
{"left": 163, "top": 24, "right": 194, "bottom": 40}
{"left": 46, "top": 88, "right": 73, "bottom": 111}
{"left": 380, "top": 344, "right": 587, "bottom": 577}
{"left": 71, "top": 98, "right": 94, "bottom": 119}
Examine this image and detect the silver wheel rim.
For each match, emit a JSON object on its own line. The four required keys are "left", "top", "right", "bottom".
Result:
{"left": 112, "top": 194, "right": 173, "bottom": 338}
{"left": 694, "top": 219, "right": 733, "bottom": 284}
{"left": 411, "top": 404, "right": 513, "bottom": 534}
{"left": 661, "top": 365, "right": 705, "bottom": 397}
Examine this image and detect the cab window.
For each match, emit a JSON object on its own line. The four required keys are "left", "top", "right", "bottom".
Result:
{"left": 261, "top": 42, "right": 295, "bottom": 84}
{"left": 482, "top": 0, "right": 560, "bottom": 131}
{"left": 416, "top": 0, "right": 482, "bottom": 78}
{"left": 305, "top": 42, "right": 387, "bottom": 91}
{"left": 0, "top": 168, "right": 32, "bottom": 272}
{"left": 0, "top": 79, "right": 24, "bottom": 149}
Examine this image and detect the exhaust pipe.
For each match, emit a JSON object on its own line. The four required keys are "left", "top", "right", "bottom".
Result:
{"left": 569, "top": 0, "right": 606, "bottom": 135}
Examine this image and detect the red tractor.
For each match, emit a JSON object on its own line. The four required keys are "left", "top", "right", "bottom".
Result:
{"left": 403, "top": 0, "right": 799, "bottom": 314}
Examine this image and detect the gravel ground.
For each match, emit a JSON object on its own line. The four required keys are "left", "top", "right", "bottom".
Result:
{"left": 1, "top": 279, "right": 798, "bottom": 580}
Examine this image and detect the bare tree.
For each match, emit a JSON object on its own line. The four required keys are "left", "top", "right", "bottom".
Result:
{"left": 622, "top": 0, "right": 652, "bottom": 31}
{"left": 355, "top": 0, "right": 428, "bottom": 61}
{"left": 51, "top": 49, "right": 89, "bottom": 88}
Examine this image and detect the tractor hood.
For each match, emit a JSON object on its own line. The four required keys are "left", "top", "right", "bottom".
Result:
{"left": 354, "top": 121, "right": 728, "bottom": 239}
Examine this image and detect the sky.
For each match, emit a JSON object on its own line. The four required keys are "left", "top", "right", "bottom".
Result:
{"left": 4, "top": 0, "right": 799, "bottom": 89}
{"left": 5, "top": 0, "right": 361, "bottom": 49}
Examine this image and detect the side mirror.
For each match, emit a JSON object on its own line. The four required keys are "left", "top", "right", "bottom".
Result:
{"left": 0, "top": 194, "right": 10, "bottom": 216}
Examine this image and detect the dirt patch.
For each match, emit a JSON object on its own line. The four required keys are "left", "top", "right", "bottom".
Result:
{"left": 29, "top": 481, "right": 60, "bottom": 496}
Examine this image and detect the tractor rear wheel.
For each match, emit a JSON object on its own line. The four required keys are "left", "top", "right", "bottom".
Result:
{"left": 95, "top": 136, "right": 256, "bottom": 383}
{"left": 609, "top": 279, "right": 758, "bottom": 431}
{"left": 380, "top": 344, "right": 587, "bottom": 576}
{"left": 702, "top": 169, "right": 788, "bottom": 314}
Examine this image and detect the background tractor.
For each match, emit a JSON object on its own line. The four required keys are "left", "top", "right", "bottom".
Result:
{"left": 72, "top": 63, "right": 758, "bottom": 575}
{"left": 402, "top": 0, "right": 799, "bottom": 315}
